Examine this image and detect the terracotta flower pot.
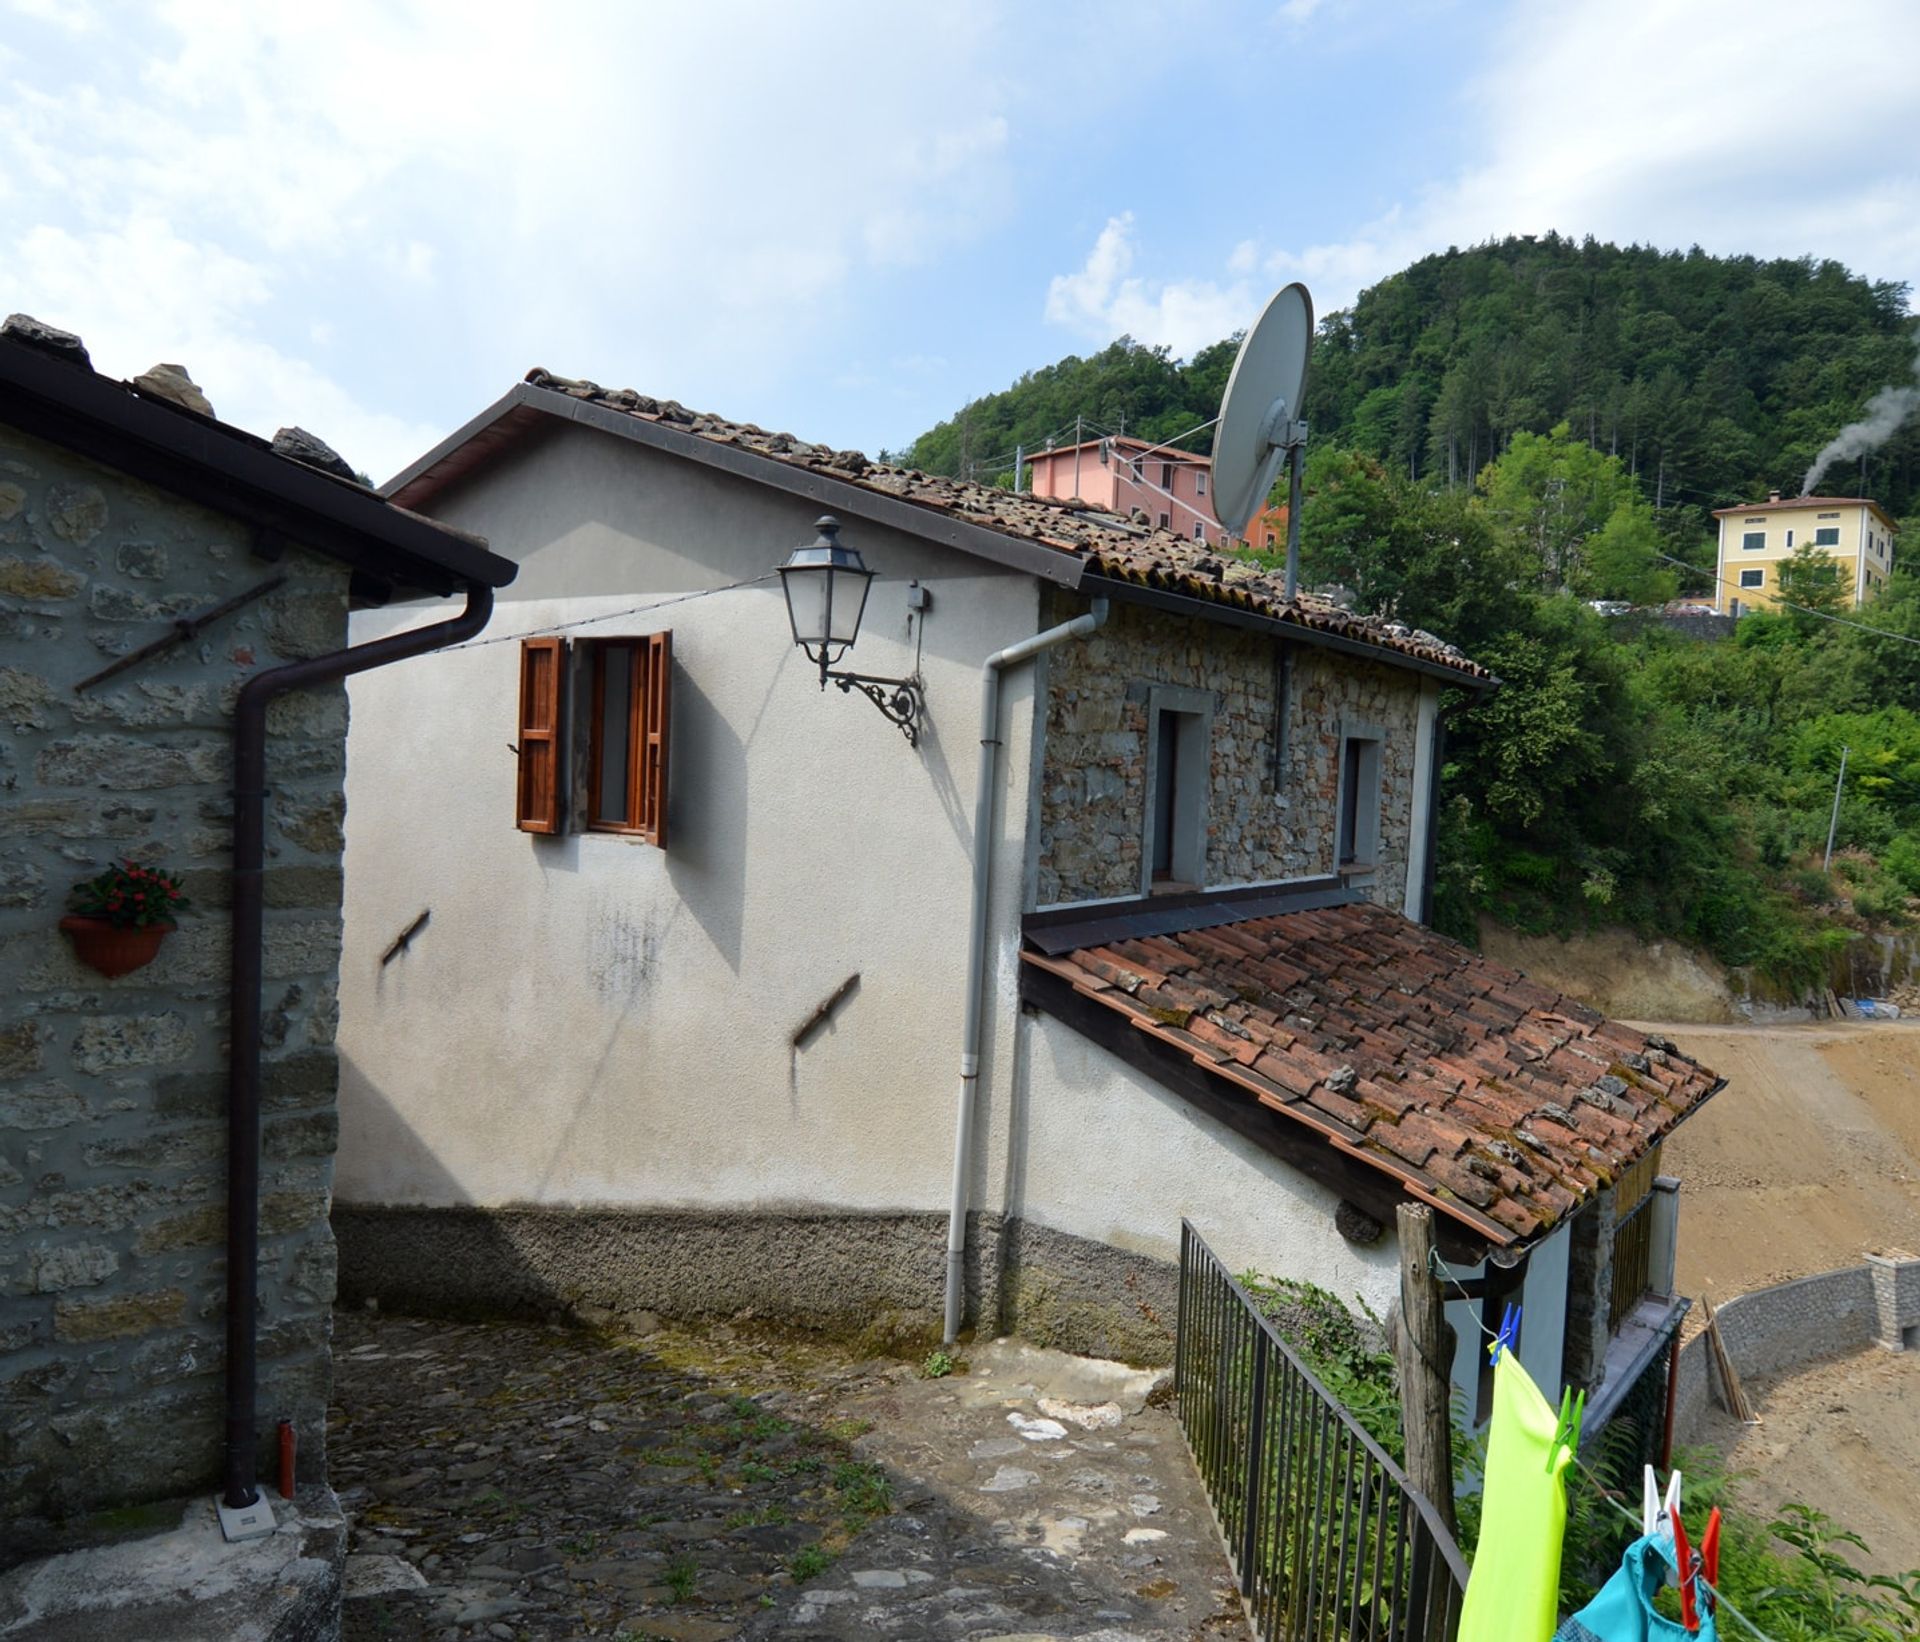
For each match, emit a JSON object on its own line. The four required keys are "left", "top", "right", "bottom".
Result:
{"left": 59, "top": 916, "right": 173, "bottom": 979}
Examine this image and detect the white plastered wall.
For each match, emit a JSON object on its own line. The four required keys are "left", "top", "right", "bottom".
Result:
{"left": 335, "top": 423, "right": 1043, "bottom": 1218}
{"left": 1008, "top": 1011, "right": 1402, "bottom": 1319}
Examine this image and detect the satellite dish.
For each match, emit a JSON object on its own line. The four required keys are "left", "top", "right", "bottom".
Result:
{"left": 1212, "top": 283, "right": 1313, "bottom": 575}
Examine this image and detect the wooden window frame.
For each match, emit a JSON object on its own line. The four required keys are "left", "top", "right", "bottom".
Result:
{"left": 584, "top": 632, "right": 671, "bottom": 847}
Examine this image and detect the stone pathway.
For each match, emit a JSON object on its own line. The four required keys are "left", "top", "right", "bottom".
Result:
{"left": 330, "top": 1311, "right": 1245, "bottom": 1641}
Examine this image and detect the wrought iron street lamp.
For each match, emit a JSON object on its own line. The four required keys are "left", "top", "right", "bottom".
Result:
{"left": 778, "top": 515, "right": 924, "bottom": 744}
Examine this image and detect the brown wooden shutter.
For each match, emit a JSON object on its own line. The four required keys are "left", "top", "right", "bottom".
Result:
{"left": 637, "top": 630, "right": 671, "bottom": 848}
{"left": 516, "top": 637, "right": 565, "bottom": 834}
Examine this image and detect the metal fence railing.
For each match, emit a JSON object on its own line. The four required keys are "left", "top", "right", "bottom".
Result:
{"left": 1175, "top": 1219, "right": 1470, "bottom": 1642}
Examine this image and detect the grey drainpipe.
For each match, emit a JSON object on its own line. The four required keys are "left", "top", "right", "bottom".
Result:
{"left": 942, "top": 596, "right": 1109, "bottom": 1346}
{"left": 224, "top": 581, "right": 495, "bottom": 1509}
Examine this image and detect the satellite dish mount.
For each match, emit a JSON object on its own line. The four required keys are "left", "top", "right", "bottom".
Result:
{"left": 1211, "top": 283, "right": 1314, "bottom": 599}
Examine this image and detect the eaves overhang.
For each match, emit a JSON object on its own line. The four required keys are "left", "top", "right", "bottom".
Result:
{"left": 0, "top": 337, "right": 515, "bottom": 602}
{"left": 386, "top": 382, "right": 1088, "bottom": 589}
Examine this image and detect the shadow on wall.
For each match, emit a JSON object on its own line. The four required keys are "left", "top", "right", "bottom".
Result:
{"left": 332, "top": 1063, "right": 1178, "bottom": 1361}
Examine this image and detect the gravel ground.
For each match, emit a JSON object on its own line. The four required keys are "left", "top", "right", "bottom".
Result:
{"left": 329, "top": 1310, "right": 1246, "bottom": 1642}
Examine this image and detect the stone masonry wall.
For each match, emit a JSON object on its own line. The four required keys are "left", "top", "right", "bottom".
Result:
{"left": 1673, "top": 1264, "right": 1878, "bottom": 1439}
{"left": 1036, "top": 593, "right": 1422, "bottom": 908}
{"left": 0, "top": 424, "right": 349, "bottom": 1557}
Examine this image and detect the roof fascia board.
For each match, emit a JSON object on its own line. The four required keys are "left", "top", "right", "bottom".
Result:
{"left": 413, "top": 383, "right": 1086, "bottom": 589}
{"left": 1022, "top": 877, "right": 1357, "bottom": 954}
{"left": 0, "top": 349, "right": 512, "bottom": 596}
{"left": 1018, "top": 960, "right": 1497, "bottom": 1263}
{"left": 1080, "top": 573, "right": 1496, "bottom": 690}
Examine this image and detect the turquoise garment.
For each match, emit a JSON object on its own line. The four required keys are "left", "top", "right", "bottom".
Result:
{"left": 1458, "top": 1352, "right": 1573, "bottom": 1642}
{"left": 1554, "top": 1531, "right": 1717, "bottom": 1642}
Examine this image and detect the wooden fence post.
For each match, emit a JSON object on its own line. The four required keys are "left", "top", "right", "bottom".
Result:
{"left": 1394, "top": 1203, "right": 1457, "bottom": 1539}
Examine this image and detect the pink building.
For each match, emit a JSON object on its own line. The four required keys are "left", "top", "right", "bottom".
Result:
{"left": 1025, "top": 436, "right": 1230, "bottom": 546}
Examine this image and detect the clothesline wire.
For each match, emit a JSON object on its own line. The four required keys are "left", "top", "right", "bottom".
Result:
{"left": 1429, "top": 1252, "right": 1781, "bottom": 1642}
{"left": 421, "top": 572, "right": 780, "bottom": 655}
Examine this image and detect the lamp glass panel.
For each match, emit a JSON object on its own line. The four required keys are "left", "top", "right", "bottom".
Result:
{"left": 783, "top": 567, "right": 832, "bottom": 648}
{"left": 827, "top": 566, "right": 872, "bottom": 648}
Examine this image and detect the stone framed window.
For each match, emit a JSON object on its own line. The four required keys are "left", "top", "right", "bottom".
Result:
{"left": 1141, "top": 684, "right": 1214, "bottom": 895}
{"left": 1335, "top": 721, "right": 1384, "bottom": 873}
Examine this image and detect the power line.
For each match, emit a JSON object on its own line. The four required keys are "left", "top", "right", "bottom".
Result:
{"left": 1653, "top": 552, "right": 1920, "bottom": 646}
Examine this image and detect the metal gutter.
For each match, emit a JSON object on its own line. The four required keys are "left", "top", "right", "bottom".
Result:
{"left": 224, "top": 583, "right": 495, "bottom": 1515}
{"left": 1079, "top": 574, "right": 1498, "bottom": 691}
{"left": 943, "top": 597, "right": 1109, "bottom": 1345}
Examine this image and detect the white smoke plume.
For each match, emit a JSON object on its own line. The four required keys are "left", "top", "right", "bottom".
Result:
{"left": 1802, "top": 335, "right": 1920, "bottom": 495}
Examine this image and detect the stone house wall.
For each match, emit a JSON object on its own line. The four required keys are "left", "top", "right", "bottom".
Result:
{"left": 0, "top": 424, "right": 349, "bottom": 1557}
{"left": 1034, "top": 594, "right": 1423, "bottom": 908}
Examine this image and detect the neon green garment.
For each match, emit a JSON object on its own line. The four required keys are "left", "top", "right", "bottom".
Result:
{"left": 1457, "top": 1351, "right": 1575, "bottom": 1642}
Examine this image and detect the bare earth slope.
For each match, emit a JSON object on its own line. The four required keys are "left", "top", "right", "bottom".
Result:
{"left": 1642, "top": 1020, "right": 1920, "bottom": 1576}
{"left": 1655, "top": 1021, "right": 1920, "bottom": 1297}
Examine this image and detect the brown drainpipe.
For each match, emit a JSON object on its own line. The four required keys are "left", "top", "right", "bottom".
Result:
{"left": 224, "top": 581, "right": 495, "bottom": 1509}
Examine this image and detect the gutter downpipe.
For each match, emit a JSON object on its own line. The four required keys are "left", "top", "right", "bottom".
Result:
{"left": 942, "top": 595, "right": 1109, "bottom": 1347}
{"left": 224, "top": 581, "right": 495, "bottom": 1509}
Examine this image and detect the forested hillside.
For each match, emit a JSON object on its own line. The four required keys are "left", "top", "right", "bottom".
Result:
{"left": 903, "top": 235, "right": 1920, "bottom": 988}
{"left": 904, "top": 235, "right": 1920, "bottom": 539}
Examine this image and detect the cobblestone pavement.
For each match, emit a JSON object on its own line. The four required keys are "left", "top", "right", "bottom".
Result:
{"left": 331, "top": 1311, "right": 1246, "bottom": 1642}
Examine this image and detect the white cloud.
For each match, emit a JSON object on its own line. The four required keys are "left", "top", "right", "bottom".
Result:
{"left": 0, "top": 1, "right": 1023, "bottom": 476}
{"left": 1046, "top": 213, "right": 1257, "bottom": 358}
{"left": 1257, "top": 0, "right": 1920, "bottom": 312}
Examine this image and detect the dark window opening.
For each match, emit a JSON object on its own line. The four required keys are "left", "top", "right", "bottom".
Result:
{"left": 1337, "top": 733, "right": 1382, "bottom": 869}
{"left": 1151, "top": 709, "right": 1181, "bottom": 881}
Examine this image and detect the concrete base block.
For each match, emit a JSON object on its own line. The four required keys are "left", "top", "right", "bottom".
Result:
{"left": 0, "top": 1487, "right": 344, "bottom": 1642}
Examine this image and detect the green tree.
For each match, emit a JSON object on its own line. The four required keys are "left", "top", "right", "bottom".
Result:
{"left": 1774, "top": 544, "right": 1848, "bottom": 635}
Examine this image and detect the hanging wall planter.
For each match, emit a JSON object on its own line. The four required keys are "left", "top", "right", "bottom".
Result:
{"left": 60, "top": 915, "right": 173, "bottom": 978}
{"left": 61, "top": 860, "right": 190, "bottom": 979}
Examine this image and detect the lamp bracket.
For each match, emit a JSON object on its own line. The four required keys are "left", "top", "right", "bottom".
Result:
{"left": 823, "top": 669, "right": 924, "bottom": 746}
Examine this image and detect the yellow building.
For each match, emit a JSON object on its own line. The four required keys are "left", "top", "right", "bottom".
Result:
{"left": 1712, "top": 492, "right": 1898, "bottom": 613}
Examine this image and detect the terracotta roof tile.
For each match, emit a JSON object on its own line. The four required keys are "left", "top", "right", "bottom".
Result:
{"left": 504, "top": 370, "right": 1495, "bottom": 684}
{"left": 1022, "top": 898, "right": 1723, "bottom": 1248}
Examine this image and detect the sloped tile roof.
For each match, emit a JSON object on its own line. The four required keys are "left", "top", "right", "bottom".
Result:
{"left": 1021, "top": 899, "right": 1722, "bottom": 1247}
{"left": 508, "top": 370, "right": 1493, "bottom": 685}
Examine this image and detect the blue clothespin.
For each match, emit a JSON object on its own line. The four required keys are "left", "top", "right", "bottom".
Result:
{"left": 1548, "top": 1385, "right": 1585, "bottom": 1471}
{"left": 1489, "top": 1300, "right": 1522, "bottom": 1364}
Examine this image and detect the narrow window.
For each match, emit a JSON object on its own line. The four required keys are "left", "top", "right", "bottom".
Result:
{"left": 1196, "top": 470, "right": 1207, "bottom": 497}
{"left": 1142, "top": 690, "right": 1211, "bottom": 894}
{"left": 1337, "top": 731, "right": 1383, "bottom": 869}
{"left": 1150, "top": 711, "right": 1181, "bottom": 882}
{"left": 1160, "top": 462, "right": 1174, "bottom": 489}
{"left": 585, "top": 632, "right": 672, "bottom": 846}
{"left": 1785, "top": 528, "right": 1794, "bottom": 548}
{"left": 1158, "top": 511, "right": 1170, "bottom": 530}
{"left": 1193, "top": 519, "right": 1205, "bottom": 540}
{"left": 1739, "top": 568, "right": 1764, "bottom": 588}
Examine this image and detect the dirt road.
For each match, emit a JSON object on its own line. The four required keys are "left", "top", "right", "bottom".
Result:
{"left": 1651, "top": 1020, "right": 1920, "bottom": 1298}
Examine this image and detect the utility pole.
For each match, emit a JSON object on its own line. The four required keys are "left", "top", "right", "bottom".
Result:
{"left": 1393, "top": 1204, "right": 1457, "bottom": 1537}
{"left": 1824, "top": 744, "right": 1851, "bottom": 870}
{"left": 1013, "top": 443, "right": 1024, "bottom": 493}
{"left": 1070, "top": 415, "right": 1083, "bottom": 501}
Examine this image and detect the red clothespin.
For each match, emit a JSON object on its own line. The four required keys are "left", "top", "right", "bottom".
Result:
{"left": 1671, "top": 1507, "right": 1699, "bottom": 1631}
{"left": 1700, "top": 1508, "right": 1722, "bottom": 1616}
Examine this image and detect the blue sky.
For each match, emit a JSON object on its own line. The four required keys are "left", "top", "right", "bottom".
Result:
{"left": 5, "top": 0, "right": 1918, "bottom": 482}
